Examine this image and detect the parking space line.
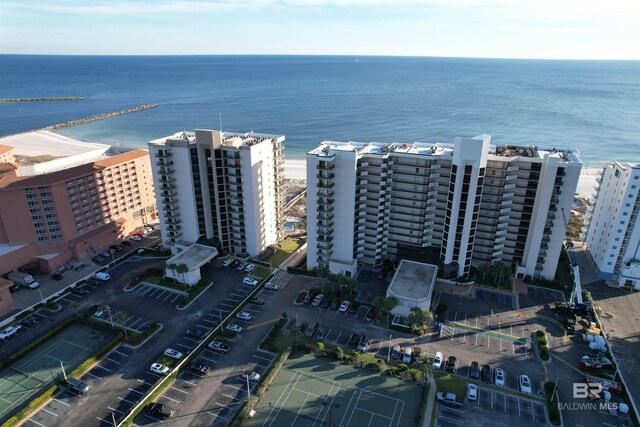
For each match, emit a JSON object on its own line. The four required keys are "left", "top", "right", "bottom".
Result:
{"left": 333, "top": 331, "right": 342, "bottom": 343}
{"left": 85, "top": 372, "right": 102, "bottom": 379}
{"left": 199, "top": 356, "right": 217, "bottom": 364}
{"left": 105, "top": 357, "right": 121, "bottom": 364}
{"left": 41, "top": 408, "right": 58, "bottom": 417}
{"left": 163, "top": 292, "right": 175, "bottom": 301}
{"left": 504, "top": 395, "right": 507, "bottom": 413}
{"left": 517, "top": 398, "right": 521, "bottom": 416}
{"left": 128, "top": 388, "right": 145, "bottom": 395}
{"left": 136, "top": 379, "right": 154, "bottom": 386}
{"left": 208, "top": 411, "right": 230, "bottom": 421}
{"left": 94, "top": 365, "right": 112, "bottom": 372}
{"left": 222, "top": 394, "right": 244, "bottom": 403}
{"left": 127, "top": 317, "right": 143, "bottom": 329}
{"left": 252, "top": 354, "right": 273, "bottom": 362}
{"left": 200, "top": 318, "right": 217, "bottom": 324}
{"left": 179, "top": 379, "right": 197, "bottom": 386}
{"left": 53, "top": 398, "right": 70, "bottom": 407}
{"left": 28, "top": 419, "right": 46, "bottom": 427}
{"left": 225, "top": 384, "right": 245, "bottom": 392}
{"left": 118, "top": 397, "right": 135, "bottom": 404}
{"left": 170, "top": 386, "right": 189, "bottom": 395}
{"left": 174, "top": 342, "right": 192, "bottom": 350}
{"left": 108, "top": 407, "right": 125, "bottom": 414}
{"left": 531, "top": 402, "right": 534, "bottom": 420}
{"left": 136, "top": 320, "right": 150, "bottom": 331}
{"left": 170, "top": 294, "right": 182, "bottom": 303}
{"left": 161, "top": 395, "right": 181, "bottom": 403}
{"left": 113, "top": 349, "right": 129, "bottom": 357}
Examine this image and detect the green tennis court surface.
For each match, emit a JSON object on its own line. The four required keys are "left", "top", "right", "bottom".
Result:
{"left": 0, "top": 324, "right": 113, "bottom": 422}
{"left": 246, "top": 354, "right": 422, "bottom": 427}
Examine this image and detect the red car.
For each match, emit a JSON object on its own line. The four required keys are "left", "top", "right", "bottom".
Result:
{"left": 365, "top": 308, "right": 377, "bottom": 322}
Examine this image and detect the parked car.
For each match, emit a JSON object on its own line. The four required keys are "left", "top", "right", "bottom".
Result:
{"left": 264, "top": 281, "right": 279, "bottom": 290}
{"left": 147, "top": 403, "right": 174, "bottom": 419}
{"left": 92, "top": 256, "right": 105, "bottom": 263}
{"left": 100, "top": 251, "right": 111, "bottom": 258}
{"left": 303, "top": 292, "right": 313, "bottom": 304}
{"left": 391, "top": 345, "right": 402, "bottom": 360}
{"left": 190, "top": 363, "right": 211, "bottom": 376}
{"left": 0, "top": 325, "right": 21, "bottom": 340}
{"left": 93, "top": 272, "right": 110, "bottom": 282}
{"left": 432, "top": 352, "right": 443, "bottom": 369}
{"left": 22, "top": 316, "right": 37, "bottom": 326}
{"left": 316, "top": 327, "right": 326, "bottom": 340}
{"left": 231, "top": 260, "right": 240, "bottom": 269}
{"left": 222, "top": 258, "right": 234, "bottom": 267}
{"left": 242, "top": 277, "right": 258, "bottom": 287}
{"left": 469, "top": 361, "right": 480, "bottom": 379}
{"left": 304, "top": 322, "right": 319, "bottom": 338}
{"left": 320, "top": 298, "right": 332, "bottom": 309}
{"left": 330, "top": 298, "right": 341, "bottom": 310}
{"left": 446, "top": 356, "right": 458, "bottom": 374}
{"left": 150, "top": 363, "right": 170, "bottom": 375}
{"left": 242, "top": 370, "right": 261, "bottom": 382}
{"left": 121, "top": 239, "right": 132, "bottom": 246}
{"left": 494, "top": 368, "right": 506, "bottom": 387}
{"left": 481, "top": 364, "right": 492, "bottom": 384}
{"left": 208, "top": 340, "right": 230, "bottom": 354}
{"left": 226, "top": 323, "right": 243, "bottom": 333}
{"left": 339, "top": 301, "right": 350, "bottom": 312}
{"left": 250, "top": 297, "right": 265, "bottom": 305}
{"left": 347, "top": 333, "right": 360, "bottom": 349}
{"left": 51, "top": 273, "right": 64, "bottom": 281}
{"left": 93, "top": 306, "right": 110, "bottom": 318}
{"left": 64, "top": 378, "right": 89, "bottom": 395}
{"left": 164, "top": 348, "right": 184, "bottom": 360}
{"left": 71, "top": 287, "right": 86, "bottom": 296}
{"left": 436, "top": 392, "right": 464, "bottom": 407}
{"left": 467, "top": 384, "right": 478, "bottom": 401}
{"left": 109, "top": 245, "right": 123, "bottom": 252}
{"left": 356, "top": 336, "right": 370, "bottom": 352}
{"left": 403, "top": 347, "right": 413, "bottom": 363}
{"left": 365, "top": 308, "right": 377, "bottom": 322}
{"left": 244, "top": 263, "right": 256, "bottom": 272}
{"left": 311, "top": 294, "right": 325, "bottom": 307}
{"left": 236, "top": 263, "right": 246, "bottom": 271}
{"left": 519, "top": 374, "right": 532, "bottom": 394}
{"left": 184, "top": 329, "right": 204, "bottom": 341}
{"left": 130, "top": 235, "right": 142, "bottom": 241}
{"left": 236, "top": 312, "right": 252, "bottom": 321}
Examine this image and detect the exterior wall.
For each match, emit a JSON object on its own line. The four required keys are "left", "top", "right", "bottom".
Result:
{"left": 306, "top": 137, "right": 581, "bottom": 280}
{"left": 0, "top": 145, "right": 15, "bottom": 164}
{"left": 586, "top": 162, "right": 640, "bottom": 286}
{"left": 164, "top": 268, "right": 201, "bottom": 286}
{"left": 0, "top": 279, "right": 15, "bottom": 316}
{"left": 0, "top": 150, "right": 155, "bottom": 274}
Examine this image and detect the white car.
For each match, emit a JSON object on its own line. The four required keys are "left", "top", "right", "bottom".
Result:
{"left": 150, "top": 363, "right": 170, "bottom": 375}
{"left": 226, "top": 323, "right": 243, "bottom": 333}
{"left": 235, "top": 311, "right": 252, "bottom": 321}
{"left": 244, "top": 263, "right": 256, "bottom": 272}
{"left": 466, "top": 383, "right": 478, "bottom": 401}
{"left": 236, "top": 263, "right": 246, "bottom": 271}
{"left": 518, "top": 374, "right": 532, "bottom": 394}
{"left": 495, "top": 368, "right": 505, "bottom": 387}
{"left": 222, "top": 258, "right": 234, "bottom": 267}
{"left": 432, "top": 352, "right": 443, "bottom": 369}
{"left": 93, "top": 306, "right": 110, "bottom": 318}
{"left": 0, "top": 325, "right": 21, "bottom": 340}
{"left": 242, "top": 277, "right": 258, "bottom": 287}
{"left": 264, "top": 281, "right": 279, "bottom": 290}
{"left": 339, "top": 301, "right": 350, "bottom": 312}
{"left": 130, "top": 235, "right": 142, "bottom": 241}
{"left": 241, "top": 370, "right": 261, "bottom": 382}
{"left": 164, "top": 348, "right": 184, "bottom": 360}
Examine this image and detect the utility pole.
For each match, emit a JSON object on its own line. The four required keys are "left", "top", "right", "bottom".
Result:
{"left": 387, "top": 334, "right": 392, "bottom": 362}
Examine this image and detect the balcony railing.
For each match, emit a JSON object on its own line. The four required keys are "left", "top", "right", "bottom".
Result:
{"left": 318, "top": 162, "right": 335, "bottom": 171}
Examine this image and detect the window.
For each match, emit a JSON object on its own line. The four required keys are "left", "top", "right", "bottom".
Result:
{"left": 633, "top": 185, "right": 637, "bottom": 190}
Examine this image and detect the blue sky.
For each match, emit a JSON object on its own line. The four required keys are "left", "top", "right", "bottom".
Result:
{"left": 0, "top": 0, "right": 638, "bottom": 59}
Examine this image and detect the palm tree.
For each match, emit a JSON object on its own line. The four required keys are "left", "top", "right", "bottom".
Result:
{"left": 114, "top": 312, "right": 129, "bottom": 341}
{"left": 408, "top": 306, "right": 434, "bottom": 332}
{"left": 165, "top": 262, "right": 177, "bottom": 283}
{"left": 69, "top": 302, "right": 81, "bottom": 318}
{"left": 176, "top": 263, "right": 189, "bottom": 285}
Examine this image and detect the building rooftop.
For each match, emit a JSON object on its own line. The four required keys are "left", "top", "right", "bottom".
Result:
{"left": 309, "top": 135, "right": 581, "bottom": 164}
{"left": 165, "top": 244, "right": 218, "bottom": 271}
{"left": 150, "top": 129, "right": 284, "bottom": 148}
{"left": 0, "top": 145, "right": 14, "bottom": 155}
{"left": 387, "top": 260, "right": 437, "bottom": 302}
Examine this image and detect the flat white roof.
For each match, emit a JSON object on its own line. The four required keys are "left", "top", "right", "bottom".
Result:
{"left": 387, "top": 259, "right": 437, "bottom": 302}
{"left": 166, "top": 244, "right": 218, "bottom": 271}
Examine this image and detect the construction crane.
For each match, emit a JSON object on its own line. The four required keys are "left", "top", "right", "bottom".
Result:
{"left": 553, "top": 208, "right": 592, "bottom": 314}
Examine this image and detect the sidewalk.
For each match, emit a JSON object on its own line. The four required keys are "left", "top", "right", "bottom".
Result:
{"left": 422, "top": 371, "right": 437, "bottom": 427}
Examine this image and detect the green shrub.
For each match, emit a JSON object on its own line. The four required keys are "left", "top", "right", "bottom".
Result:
{"left": 434, "top": 303, "right": 448, "bottom": 322}
{"left": 316, "top": 342, "right": 325, "bottom": 353}
{"left": 539, "top": 345, "right": 550, "bottom": 361}
{"left": 544, "top": 381, "right": 561, "bottom": 425}
{"left": 334, "top": 346, "right": 344, "bottom": 361}
{"left": 398, "top": 363, "right": 409, "bottom": 372}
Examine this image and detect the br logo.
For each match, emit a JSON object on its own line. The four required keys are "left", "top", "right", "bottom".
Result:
{"left": 573, "top": 382, "right": 602, "bottom": 399}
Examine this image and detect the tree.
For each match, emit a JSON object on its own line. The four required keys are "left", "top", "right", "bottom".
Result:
{"left": 382, "top": 258, "right": 394, "bottom": 272}
{"left": 165, "top": 262, "right": 178, "bottom": 283}
{"left": 176, "top": 263, "right": 189, "bottom": 285}
{"left": 69, "top": 302, "right": 81, "bottom": 318}
{"left": 373, "top": 296, "right": 399, "bottom": 326}
{"left": 114, "top": 312, "right": 129, "bottom": 341}
{"left": 408, "top": 306, "right": 434, "bottom": 332}
{"left": 412, "top": 354, "right": 434, "bottom": 382}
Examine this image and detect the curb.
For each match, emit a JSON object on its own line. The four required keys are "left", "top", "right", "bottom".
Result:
{"left": 177, "top": 282, "right": 215, "bottom": 311}
{"left": 123, "top": 323, "right": 164, "bottom": 350}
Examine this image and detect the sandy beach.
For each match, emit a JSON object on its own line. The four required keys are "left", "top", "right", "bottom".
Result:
{"left": 0, "top": 130, "right": 110, "bottom": 156}
{"left": 576, "top": 167, "right": 601, "bottom": 200}
{"left": 283, "top": 159, "right": 306, "bottom": 180}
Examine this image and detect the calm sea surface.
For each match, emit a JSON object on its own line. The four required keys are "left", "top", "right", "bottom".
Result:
{"left": 1, "top": 55, "right": 639, "bottom": 165}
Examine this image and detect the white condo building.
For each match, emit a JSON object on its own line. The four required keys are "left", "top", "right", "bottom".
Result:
{"left": 307, "top": 135, "right": 581, "bottom": 280}
{"left": 585, "top": 162, "right": 640, "bottom": 290}
{"left": 148, "top": 129, "right": 286, "bottom": 255}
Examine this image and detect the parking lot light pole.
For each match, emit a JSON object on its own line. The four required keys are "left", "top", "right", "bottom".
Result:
{"left": 246, "top": 375, "right": 251, "bottom": 400}
{"left": 112, "top": 411, "right": 117, "bottom": 426}
{"left": 387, "top": 334, "right": 392, "bottom": 362}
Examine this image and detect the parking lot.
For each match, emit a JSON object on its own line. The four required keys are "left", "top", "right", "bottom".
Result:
{"left": 437, "top": 386, "right": 546, "bottom": 427}
{"left": 131, "top": 282, "right": 186, "bottom": 305}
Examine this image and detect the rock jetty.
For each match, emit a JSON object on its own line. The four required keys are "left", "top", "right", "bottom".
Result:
{"left": 0, "top": 104, "right": 159, "bottom": 139}
{"left": 0, "top": 97, "right": 84, "bottom": 102}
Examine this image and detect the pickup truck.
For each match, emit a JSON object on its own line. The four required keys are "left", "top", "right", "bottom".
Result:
{"left": 208, "top": 340, "right": 230, "bottom": 354}
{"left": 0, "top": 325, "right": 22, "bottom": 340}
{"left": 436, "top": 392, "right": 464, "bottom": 407}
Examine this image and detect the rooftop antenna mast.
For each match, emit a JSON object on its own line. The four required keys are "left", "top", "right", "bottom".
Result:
{"left": 219, "top": 112, "right": 223, "bottom": 132}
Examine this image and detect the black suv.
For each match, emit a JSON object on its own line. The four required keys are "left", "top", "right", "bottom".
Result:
{"left": 71, "top": 287, "right": 86, "bottom": 296}
{"left": 347, "top": 333, "right": 360, "bottom": 349}
{"left": 185, "top": 329, "right": 204, "bottom": 341}
{"left": 481, "top": 364, "right": 492, "bottom": 383}
{"left": 147, "top": 403, "right": 174, "bottom": 419}
{"left": 469, "top": 361, "right": 480, "bottom": 379}
{"left": 190, "top": 364, "right": 211, "bottom": 376}
{"left": 446, "top": 356, "right": 457, "bottom": 374}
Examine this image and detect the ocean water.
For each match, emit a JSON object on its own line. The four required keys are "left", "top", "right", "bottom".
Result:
{"left": 1, "top": 55, "right": 639, "bottom": 165}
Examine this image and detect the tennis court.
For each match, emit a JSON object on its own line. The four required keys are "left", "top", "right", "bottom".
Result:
{"left": 247, "top": 354, "right": 422, "bottom": 427}
{"left": 0, "top": 324, "right": 113, "bottom": 422}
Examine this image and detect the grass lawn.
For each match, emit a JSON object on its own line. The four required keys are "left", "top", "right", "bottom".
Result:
{"left": 554, "top": 250, "right": 573, "bottom": 287}
{"left": 251, "top": 266, "right": 271, "bottom": 279}
{"left": 266, "top": 237, "right": 305, "bottom": 267}
{"left": 434, "top": 371, "right": 467, "bottom": 396}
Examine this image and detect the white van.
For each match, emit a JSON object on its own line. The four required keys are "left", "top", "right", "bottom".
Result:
{"left": 93, "top": 272, "right": 110, "bottom": 282}
{"left": 402, "top": 347, "right": 413, "bottom": 363}
{"left": 432, "top": 351, "right": 443, "bottom": 369}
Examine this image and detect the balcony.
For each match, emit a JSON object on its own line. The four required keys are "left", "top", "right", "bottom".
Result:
{"left": 317, "top": 197, "right": 334, "bottom": 205}
{"left": 159, "top": 176, "right": 176, "bottom": 184}
{"left": 165, "top": 210, "right": 181, "bottom": 219}
{"left": 317, "top": 172, "right": 335, "bottom": 180}
{"left": 155, "top": 150, "right": 173, "bottom": 158}
{"left": 317, "top": 241, "right": 334, "bottom": 251}
{"left": 318, "top": 162, "right": 335, "bottom": 171}
{"left": 318, "top": 180, "right": 335, "bottom": 189}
